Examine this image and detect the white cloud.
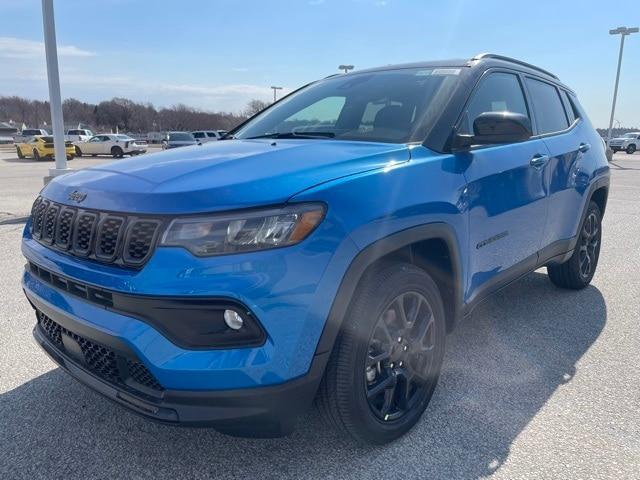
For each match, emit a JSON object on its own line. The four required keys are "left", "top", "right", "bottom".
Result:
{"left": 0, "top": 36, "right": 95, "bottom": 59}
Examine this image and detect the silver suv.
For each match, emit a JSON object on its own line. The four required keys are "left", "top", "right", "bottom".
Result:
{"left": 609, "top": 132, "right": 640, "bottom": 154}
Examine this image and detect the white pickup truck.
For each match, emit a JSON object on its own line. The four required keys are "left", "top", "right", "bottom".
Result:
{"left": 65, "top": 129, "right": 94, "bottom": 142}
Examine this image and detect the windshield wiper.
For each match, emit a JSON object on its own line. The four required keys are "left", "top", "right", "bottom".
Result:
{"left": 245, "top": 131, "right": 336, "bottom": 140}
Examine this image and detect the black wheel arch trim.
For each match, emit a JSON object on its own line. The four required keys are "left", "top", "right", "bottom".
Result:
{"left": 314, "top": 222, "right": 464, "bottom": 357}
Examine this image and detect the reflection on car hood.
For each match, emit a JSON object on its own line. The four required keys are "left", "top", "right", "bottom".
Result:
{"left": 42, "top": 139, "right": 410, "bottom": 214}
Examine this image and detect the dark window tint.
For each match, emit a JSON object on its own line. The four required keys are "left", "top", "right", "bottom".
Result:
{"left": 192, "top": 132, "right": 205, "bottom": 138}
{"left": 460, "top": 73, "right": 529, "bottom": 135}
{"left": 525, "top": 78, "right": 569, "bottom": 134}
{"left": 206, "top": 132, "right": 218, "bottom": 137}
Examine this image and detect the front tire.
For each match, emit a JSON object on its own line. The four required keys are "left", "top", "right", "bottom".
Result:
{"left": 75, "top": 146, "right": 83, "bottom": 157}
{"left": 548, "top": 201, "right": 602, "bottom": 289}
{"left": 316, "top": 262, "right": 446, "bottom": 444}
{"left": 626, "top": 144, "right": 636, "bottom": 154}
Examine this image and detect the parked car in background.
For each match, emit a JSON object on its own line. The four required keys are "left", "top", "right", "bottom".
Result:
{"left": 65, "top": 129, "right": 94, "bottom": 143}
{"left": 15, "top": 135, "right": 75, "bottom": 161}
{"left": 161, "top": 131, "right": 198, "bottom": 149}
{"left": 608, "top": 132, "right": 640, "bottom": 154}
{"left": 191, "top": 130, "right": 227, "bottom": 144}
{"left": 14, "top": 128, "right": 49, "bottom": 143}
{"left": 74, "top": 134, "right": 148, "bottom": 158}
{"left": 21, "top": 54, "right": 609, "bottom": 444}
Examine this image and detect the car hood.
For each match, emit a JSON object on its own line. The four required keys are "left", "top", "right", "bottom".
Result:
{"left": 42, "top": 139, "right": 410, "bottom": 214}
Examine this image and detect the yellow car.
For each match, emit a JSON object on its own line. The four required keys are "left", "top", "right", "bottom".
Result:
{"left": 16, "top": 135, "right": 75, "bottom": 161}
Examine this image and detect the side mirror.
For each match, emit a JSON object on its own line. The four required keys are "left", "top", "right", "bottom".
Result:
{"left": 452, "top": 112, "right": 532, "bottom": 150}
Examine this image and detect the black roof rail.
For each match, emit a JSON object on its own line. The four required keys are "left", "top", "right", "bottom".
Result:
{"left": 471, "top": 53, "right": 559, "bottom": 80}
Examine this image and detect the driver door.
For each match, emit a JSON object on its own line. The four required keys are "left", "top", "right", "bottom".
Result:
{"left": 460, "top": 71, "right": 550, "bottom": 305}
{"left": 84, "top": 136, "right": 102, "bottom": 154}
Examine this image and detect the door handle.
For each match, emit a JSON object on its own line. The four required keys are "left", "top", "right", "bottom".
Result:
{"left": 578, "top": 143, "right": 591, "bottom": 153}
{"left": 530, "top": 154, "right": 549, "bottom": 169}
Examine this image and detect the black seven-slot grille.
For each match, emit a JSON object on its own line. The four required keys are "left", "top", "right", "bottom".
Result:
{"left": 30, "top": 196, "right": 163, "bottom": 268}
{"left": 37, "top": 310, "right": 164, "bottom": 395}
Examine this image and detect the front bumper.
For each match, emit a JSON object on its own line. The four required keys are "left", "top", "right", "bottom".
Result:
{"left": 28, "top": 290, "right": 326, "bottom": 437}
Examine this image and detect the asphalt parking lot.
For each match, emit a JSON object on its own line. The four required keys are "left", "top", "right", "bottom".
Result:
{"left": 0, "top": 148, "right": 639, "bottom": 479}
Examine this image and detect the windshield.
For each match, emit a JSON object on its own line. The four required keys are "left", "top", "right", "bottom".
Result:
{"left": 169, "top": 132, "right": 195, "bottom": 141}
{"left": 233, "top": 68, "right": 461, "bottom": 144}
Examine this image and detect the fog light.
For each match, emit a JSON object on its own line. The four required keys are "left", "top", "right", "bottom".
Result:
{"left": 224, "top": 309, "right": 244, "bottom": 330}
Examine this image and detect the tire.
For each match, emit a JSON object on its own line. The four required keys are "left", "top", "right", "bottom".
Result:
{"left": 75, "top": 146, "right": 83, "bottom": 157}
{"left": 66, "top": 154, "right": 74, "bottom": 161}
{"left": 32, "top": 149, "right": 41, "bottom": 161}
{"left": 316, "top": 262, "right": 446, "bottom": 445}
{"left": 611, "top": 148, "right": 619, "bottom": 153}
{"left": 548, "top": 201, "right": 602, "bottom": 289}
{"left": 111, "top": 146, "right": 124, "bottom": 158}
{"left": 16, "top": 146, "right": 25, "bottom": 159}
{"left": 626, "top": 144, "right": 636, "bottom": 154}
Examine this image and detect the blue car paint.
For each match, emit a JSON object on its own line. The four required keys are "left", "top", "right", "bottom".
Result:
{"left": 21, "top": 60, "right": 610, "bottom": 400}
{"left": 42, "top": 140, "right": 410, "bottom": 213}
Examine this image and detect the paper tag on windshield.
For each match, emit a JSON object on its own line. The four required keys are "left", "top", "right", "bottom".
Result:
{"left": 432, "top": 68, "right": 461, "bottom": 75}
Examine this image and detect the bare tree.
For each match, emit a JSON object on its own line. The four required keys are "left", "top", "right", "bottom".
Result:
{"left": 244, "top": 99, "right": 270, "bottom": 117}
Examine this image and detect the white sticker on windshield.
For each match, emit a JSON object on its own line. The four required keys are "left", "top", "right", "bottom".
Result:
{"left": 432, "top": 68, "right": 461, "bottom": 76}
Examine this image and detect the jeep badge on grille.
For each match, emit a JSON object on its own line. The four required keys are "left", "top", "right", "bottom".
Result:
{"left": 67, "top": 190, "right": 87, "bottom": 203}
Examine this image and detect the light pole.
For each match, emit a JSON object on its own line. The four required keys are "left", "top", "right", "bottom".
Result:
{"left": 606, "top": 26, "right": 638, "bottom": 146}
{"left": 42, "top": 0, "right": 70, "bottom": 183}
{"left": 270, "top": 86, "right": 283, "bottom": 103}
{"left": 338, "top": 64, "right": 354, "bottom": 74}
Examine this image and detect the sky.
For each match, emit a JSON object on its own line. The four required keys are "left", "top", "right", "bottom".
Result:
{"left": 0, "top": 0, "right": 638, "bottom": 127}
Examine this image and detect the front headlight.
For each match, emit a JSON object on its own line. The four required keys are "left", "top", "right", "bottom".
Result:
{"left": 160, "top": 203, "right": 325, "bottom": 256}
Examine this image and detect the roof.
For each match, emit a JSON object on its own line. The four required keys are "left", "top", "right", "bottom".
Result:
{"left": 336, "top": 53, "right": 564, "bottom": 86}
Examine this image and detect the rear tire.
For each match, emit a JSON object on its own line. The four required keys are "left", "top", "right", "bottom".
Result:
{"left": 547, "top": 201, "right": 602, "bottom": 289}
{"left": 75, "top": 146, "right": 83, "bottom": 157}
{"left": 32, "top": 148, "right": 41, "bottom": 161}
{"left": 316, "top": 262, "right": 446, "bottom": 445}
{"left": 16, "top": 146, "right": 25, "bottom": 159}
{"left": 626, "top": 144, "right": 636, "bottom": 154}
{"left": 111, "top": 146, "right": 123, "bottom": 158}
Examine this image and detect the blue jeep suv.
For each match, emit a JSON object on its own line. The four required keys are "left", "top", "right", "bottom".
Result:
{"left": 22, "top": 54, "right": 609, "bottom": 444}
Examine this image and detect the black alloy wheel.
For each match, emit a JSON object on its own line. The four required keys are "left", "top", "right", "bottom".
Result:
{"left": 578, "top": 210, "right": 600, "bottom": 280}
{"left": 365, "top": 291, "right": 437, "bottom": 421}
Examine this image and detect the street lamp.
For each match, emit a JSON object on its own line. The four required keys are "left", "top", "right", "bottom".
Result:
{"left": 338, "top": 64, "right": 354, "bottom": 74}
{"left": 270, "top": 86, "right": 283, "bottom": 103}
{"left": 41, "top": 0, "right": 70, "bottom": 183}
{"left": 606, "top": 26, "right": 638, "bottom": 146}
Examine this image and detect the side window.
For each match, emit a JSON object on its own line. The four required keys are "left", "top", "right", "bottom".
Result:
{"left": 559, "top": 90, "right": 577, "bottom": 124}
{"left": 525, "top": 78, "right": 569, "bottom": 134}
{"left": 206, "top": 132, "right": 218, "bottom": 138}
{"left": 460, "top": 72, "right": 529, "bottom": 135}
{"left": 192, "top": 132, "right": 205, "bottom": 138}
